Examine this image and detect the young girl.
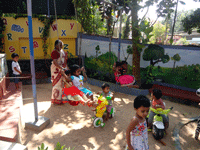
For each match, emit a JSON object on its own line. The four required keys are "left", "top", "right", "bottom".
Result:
{"left": 97, "top": 83, "right": 114, "bottom": 120}
{"left": 70, "top": 64, "right": 94, "bottom": 101}
{"left": 62, "top": 70, "right": 91, "bottom": 106}
{"left": 113, "top": 61, "right": 122, "bottom": 83}
{"left": 113, "top": 61, "right": 139, "bottom": 88}
{"left": 126, "top": 95, "right": 150, "bottom": 150}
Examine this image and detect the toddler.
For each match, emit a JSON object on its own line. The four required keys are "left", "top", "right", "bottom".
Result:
{"left": 97, "top": 83, "right": 114, "bottom": 120}
{"left": 148, "top": 89, "right": 169, "bottom": 132}
{"left": 11, "top": 53, "right": 22, "bottom": 89}
{"left": 126, "top": 95, "right": 150, "bottom": 150}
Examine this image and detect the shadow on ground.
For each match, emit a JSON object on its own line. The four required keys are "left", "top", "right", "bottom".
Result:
{"left": 20, "top": 83, "right": 200, "bottom": 150}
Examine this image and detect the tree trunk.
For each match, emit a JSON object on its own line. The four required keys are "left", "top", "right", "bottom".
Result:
{"left": 150, "top": 59, "right": 154, "bottom": 66}
{"left": 164, "top": 3, "right": 170, "bottom": 44}
{"left": 173, "top": 61, "right": 176, "bottom": 69}
{"left": 170, "top": 0, "right": 179, "bottom": 45}
{"left": 164, "top": 17, "right": 169, "bottom": 44}
{"left": 131, "top": 1, "right": 141, "bottom": 86}
{"left": 109, "top": 35, "right": 112, "bottom": 81}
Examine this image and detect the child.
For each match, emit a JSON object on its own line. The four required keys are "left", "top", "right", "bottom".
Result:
{"left": 70, "top": 64, "right": 94, "bottom": 101}
{"left": 97, "top": 83, "right": 114, "bottom": 120}
{"left": 113, "top": 61, "right": 122, "bottom": 83}
{"left": 195, "top": 118, "right": 200, "bottom": 141}
{"left": 113, "top": 61, "right": 139, "bottom": 88}
{"left": 148, "top": 89, "right": 169, "bottom": 132}
{"left": 11, "top": 53, "right": 22, "bottom": 89}
{"left": 120, "top": 61, "right": 128, "bottom": 75}
{"left": 126, "top": 95, "right": 150, "bottom": 150}
{"left": 62, "top": 70, "right": 92, "bottom": 105}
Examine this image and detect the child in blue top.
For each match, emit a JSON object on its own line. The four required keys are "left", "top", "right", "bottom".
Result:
{"left": 70, "top": 64, "right": 93, "bottom": 101}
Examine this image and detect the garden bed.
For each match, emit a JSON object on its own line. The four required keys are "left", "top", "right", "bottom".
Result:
{"left": 149, "top": 81, "right": 200, "bottom": 103}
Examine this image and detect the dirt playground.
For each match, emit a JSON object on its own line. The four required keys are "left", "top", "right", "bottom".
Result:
{"left": 20, "top": 83, "right": 200, "bottom": 150}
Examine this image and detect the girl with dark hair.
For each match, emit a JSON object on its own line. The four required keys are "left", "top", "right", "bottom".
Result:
{"left": 126, "top": 95, "right": 150, "bottom": 150}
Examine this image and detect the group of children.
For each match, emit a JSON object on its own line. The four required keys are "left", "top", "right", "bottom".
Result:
{"left": 10, "top": 39, "right": 200, "bottom": 150}
{"left": 61, "top": 64, "right": 115, "bottom": 120}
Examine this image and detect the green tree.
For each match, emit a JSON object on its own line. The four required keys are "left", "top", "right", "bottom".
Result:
{"left": 0, "top": 1, "right": 5, "bottom": 53}
{"left": 182, "top": 8, "right": 200, "bottom": 34}
{"left": 122, "top": 15, "right": 131, "bottom": 39}
{"left": 171, "top": 53, "right": 181, "bottom": 69}
{"left": 143, "top": 44, "right": 170, "bottom": 66}
{"left": 149, "top": 22, "right": 166, "bottom": 44}
{"left": 125, "top": 45, "right": 133, "bottom": 61}
{"left": 95, "top": 45, "right": 101, "bottom": 59}
{"left": 170, "top": 0, "right": 186, "bottom": 45}
{"left": 139, "top": 19, "right": 154, "bottom": 44}
{"left": 161, "top": 10, "right": 194, "bottom": 33}
{"left": 173, "top": 37, "right": 189, "bottom": 45}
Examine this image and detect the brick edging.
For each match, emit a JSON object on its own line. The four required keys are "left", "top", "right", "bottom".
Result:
{"left": 173, "top": 116, "right": 200, "bottom": 150}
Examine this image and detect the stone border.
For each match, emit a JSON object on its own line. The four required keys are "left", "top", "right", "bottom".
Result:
{"left": 172, "top": 116, "right": 200, "bottom": 150}
{"left": 86, "top": 78, "right": 149, "bottom": 96}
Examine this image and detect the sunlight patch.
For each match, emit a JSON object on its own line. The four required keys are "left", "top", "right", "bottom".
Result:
{"left": 111, "top": 131, "right": 123, "bottom": 144}
{"left": 75, "top": 111, "right": 85, "bottom": 118}
{"left": 113, "top": 127, "right": 118, "bottom": 133}
{"left": 121, "top": 98, "right": 131, "bottom": 104}
{"left": 88, "top": 137, "right": 101, "bottom": 149}
{"left": 114, "top": 98, "right": 121, "bottom": 102}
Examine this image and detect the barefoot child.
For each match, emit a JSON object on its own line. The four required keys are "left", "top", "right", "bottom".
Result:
{"left": 62, "top": 70, "right": 92, "bottom": 105}
{"left": 126, "top": 95, "right": 150, "bottom": 150}
{"left": 70, "top": 64, "right": 94, "bottom": 101}
{"left": 97, "top": 83, "right": 114, "bottom": 120}
{"left": 147, "top": 89, "right": 169, "bottom": 133}
{"left": 11, "top": 53, "right": 22, "bottom": 89}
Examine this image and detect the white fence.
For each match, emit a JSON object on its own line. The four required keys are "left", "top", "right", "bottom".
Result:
{"left": 77, "top": 34, "right": 200, "bottom": 68}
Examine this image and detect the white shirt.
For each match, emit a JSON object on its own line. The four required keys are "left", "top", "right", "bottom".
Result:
{"left": 71, "top": 75, "right": 84, "bottom": 90}
{"left": 12, "top": 61, "right": 21, "bottom": 75}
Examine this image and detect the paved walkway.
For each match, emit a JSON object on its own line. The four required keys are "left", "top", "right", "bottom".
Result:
{"left": 0, "top": 82, "right": 22, "bottom": 142}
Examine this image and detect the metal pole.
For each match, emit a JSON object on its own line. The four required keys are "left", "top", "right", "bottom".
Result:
{"left": 118, "top": 9, "right": 122, "bottom": 61}
{"left": 47, "top": 0, "right": 50, "bottom": 18}
{"left": 27, "top": 0, "right": 38, "bottom": 121}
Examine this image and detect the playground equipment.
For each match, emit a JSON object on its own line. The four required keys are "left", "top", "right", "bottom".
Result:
{"left": 146, "top": 106, "right": 173, "bottom": 140}
{"left": 196, "top": 88, "right": 200, "bottom": 97}
{"left": 92, "top": 95, "right": 108, "bottom": 128}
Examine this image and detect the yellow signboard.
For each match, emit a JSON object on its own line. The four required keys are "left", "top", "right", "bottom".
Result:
{"left": 3, "top": 17, "right": 82, "bottom": 60}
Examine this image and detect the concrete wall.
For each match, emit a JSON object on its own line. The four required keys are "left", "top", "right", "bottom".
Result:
{"left": 77, "top": 34, "right": 200, "bottom": 68}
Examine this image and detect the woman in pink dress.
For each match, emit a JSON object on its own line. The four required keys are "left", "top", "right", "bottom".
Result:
{"left": 51, "top": 40, "right": 69, "bottom": 105}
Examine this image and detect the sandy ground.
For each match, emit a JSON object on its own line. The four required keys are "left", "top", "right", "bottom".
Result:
{"left": 20, "top": 83, "right": 200, "bottom": 150}
{"left": 180, "top": 122, "right": 200, "bottom": 150}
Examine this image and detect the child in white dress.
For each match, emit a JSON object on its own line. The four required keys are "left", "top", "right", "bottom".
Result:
{"left": 126, "top": 95, "right": 150, "bottom": 150}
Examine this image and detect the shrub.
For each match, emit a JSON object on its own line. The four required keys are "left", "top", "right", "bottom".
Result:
{"left": 38, "top": 142, "right": 74, "bottom": 150}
